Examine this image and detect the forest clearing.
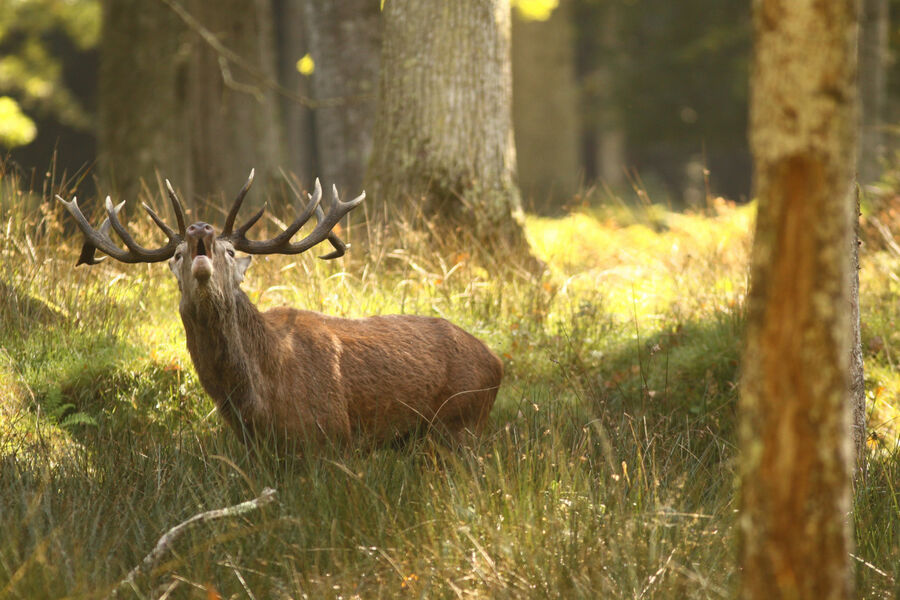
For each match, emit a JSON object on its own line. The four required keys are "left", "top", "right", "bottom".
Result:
{"left": 1, "top": 172, "right": 898, "bottom": 597}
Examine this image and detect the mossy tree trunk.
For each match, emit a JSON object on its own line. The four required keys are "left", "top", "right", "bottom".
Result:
{"left": 366, "top": 0, "right": 529, "bottom": 251}
{"left": 739, "top": 1, "right": 858, "bottom": 598}
{"left": 304, "top": 0, "right": 381, "bottom": 195}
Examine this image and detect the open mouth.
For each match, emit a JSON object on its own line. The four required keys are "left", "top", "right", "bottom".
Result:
{"left": 190, "top": 239, "right": 213, "bottom": 281}
{"left": 192, "top": 238, "right": 208, "bottom": 260}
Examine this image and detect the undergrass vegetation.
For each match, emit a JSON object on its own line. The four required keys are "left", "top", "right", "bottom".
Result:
{"left": 1, "top": 167, "right": 898, "bottom": 598}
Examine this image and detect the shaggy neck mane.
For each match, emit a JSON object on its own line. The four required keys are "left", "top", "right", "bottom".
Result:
{"left": 180, "top": 287, "right": 269, "bottom": 436}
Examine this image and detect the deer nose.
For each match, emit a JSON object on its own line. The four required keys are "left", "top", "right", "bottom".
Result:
{"left": 187, "top": 222, "right": 214, "bottom": 237}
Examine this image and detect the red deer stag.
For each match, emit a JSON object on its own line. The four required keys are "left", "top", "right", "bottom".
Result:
{"left": 58, "top": 172, "right": 502, "bottom": 448}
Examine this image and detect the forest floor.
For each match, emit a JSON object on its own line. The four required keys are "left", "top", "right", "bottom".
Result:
{"left": 0, "top": 173, "right": 898, "bottom": 599}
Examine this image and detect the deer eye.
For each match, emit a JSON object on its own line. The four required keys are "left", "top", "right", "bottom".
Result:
{"left": 227, "top": 249, "right": 235, "bottom": 258}
{"left": 174, "top": 252, "right": 183, "bottom": 261}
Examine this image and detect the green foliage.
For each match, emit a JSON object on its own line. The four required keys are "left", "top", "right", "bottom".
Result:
{"left": 0, "top": 0, "right": 100, "bottom": 141}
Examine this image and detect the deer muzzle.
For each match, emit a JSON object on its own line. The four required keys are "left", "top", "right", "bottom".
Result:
{"left": 187, "top": 222, "right": 215, "bottom": 281}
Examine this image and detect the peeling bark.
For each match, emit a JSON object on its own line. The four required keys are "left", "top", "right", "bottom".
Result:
{"left": 740, "top": 0, "right": 858, "bottom": 598}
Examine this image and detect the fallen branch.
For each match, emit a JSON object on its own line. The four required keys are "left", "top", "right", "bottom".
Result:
{"left": 107, "top": 487, "right": 277, "bottom": 599}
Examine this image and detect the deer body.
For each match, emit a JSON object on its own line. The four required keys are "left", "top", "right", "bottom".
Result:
{"left": 181, "top": 286, "right": 501, "bottom": 445}
{"left": 60, "top": 174, "right": 501, "bottom": 449}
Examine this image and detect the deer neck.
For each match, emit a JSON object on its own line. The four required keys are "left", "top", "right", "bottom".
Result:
{"left": 179, "top": 287, "right": 268, "bottom": 434}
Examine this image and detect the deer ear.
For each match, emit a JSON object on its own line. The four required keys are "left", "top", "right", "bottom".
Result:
{"left": 234, "top": 255, "right": 252, "bottom": 282}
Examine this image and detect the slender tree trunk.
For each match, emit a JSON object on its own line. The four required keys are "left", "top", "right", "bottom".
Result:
{"left": 512, "top": 0, "right": 579, "bottom": 213}
{"left": 591, "top": 3, "right": 625, "bottom": 190}
{"left": 98, "top": 0, "right": 189, "bottom": 202}
{"left": 304, "top": 0, "right": 381, "bottom": 195}
{"left": 273, "top": 0, "right": 316, "bottom": 184}
{"left": 858, "top": 0, "right": 888, "bottom": 184}
{"left": 367, "top": 0, "right": 529, "bottom": 251}
{"left": 739, "top": 1, "right": 858, "bottom": 599}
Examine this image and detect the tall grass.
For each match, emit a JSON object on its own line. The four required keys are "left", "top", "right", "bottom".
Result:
{"left": 0, "top": 169, "right": 897, "bottom": 598}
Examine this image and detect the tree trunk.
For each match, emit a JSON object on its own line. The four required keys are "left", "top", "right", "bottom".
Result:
{"left": 739, "top": 1, "right": 858, "bottom": 599}
{"left": 273, "top": 0, "right": 316, "bottom": 184}
{"left": 512, "top": 0, "right": 579, "bottom": 213}
{"left": 99, "top": 0, "right": 284, "bottom": 212}
{"left": 184, "top": 0, "right": 284, "bottom": 203}
{"left": 366, "top": 0, "right": 529, "bottom": 251}
{"left": 588, "top": 2, "right": 625, "bottom": 190}
{"left": 304, "top": 0, "right": 381, "bottom": 195}
{"left": 98, "top": 0, "right": 189, "bottom": 202}
{"left": 858, "top": 0, "right": 888, "bottom": 185}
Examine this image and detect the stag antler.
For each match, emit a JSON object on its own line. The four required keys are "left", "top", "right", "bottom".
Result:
{"left": 221, "top": 172, "right": 365, "bottom": 260}
{"left": 57, "top": 188, "right": 187, "bottom": 265}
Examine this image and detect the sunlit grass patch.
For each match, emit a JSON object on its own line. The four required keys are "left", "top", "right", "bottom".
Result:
{"left": 527, "top": 200, "right": 753, "bottom": 326}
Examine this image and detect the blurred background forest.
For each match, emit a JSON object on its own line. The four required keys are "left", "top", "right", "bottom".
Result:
{"left": 4, "top": 0, "right": 889, "bottom": 213}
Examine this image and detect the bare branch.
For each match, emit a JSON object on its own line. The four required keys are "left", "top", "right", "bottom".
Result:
{"left": 107, "top": 487, "right": 277, "bottom": 599}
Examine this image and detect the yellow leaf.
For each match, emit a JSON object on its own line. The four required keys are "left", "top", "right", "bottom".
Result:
{"left": 296, "top": 53, "right": 315, "bottom": 76}
{"left": 512, "top": 0, "right": 559, "bottom": 21}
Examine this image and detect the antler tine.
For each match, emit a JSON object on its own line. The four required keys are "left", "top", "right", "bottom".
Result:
{"left": 222, "top": 168, "right": 256, "bottom": 236}
{"left": 142, "top": 202, "right": 177, "bottom": 239}
{"left": 57, "top": 193, "right": 183, "bottom": 265}
{"left": 103, "top": 197, "right": 182, "bottom": 262}
{"left": 228, "top": 179, "right": 364, "bottom": 258}
{"left": 164, "top": 179, "right": 187, "bottom": 237}
{"left": 58, "top": 195, "right": 127, "bottom": 265}
{"left": 266, "top": 177, "right": 323, "bottom": 245}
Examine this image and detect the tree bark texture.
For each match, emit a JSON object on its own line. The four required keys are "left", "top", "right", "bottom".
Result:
{"left": 367, "top": 0, "right": 529, "bottom": 249}
{"left": 512, "top": 0, "right": 579, "bottom": 213}
{"left": 858, "top": 0, "right": 888, "bottom": 184}
{"left": 99, "top": 0, "right": 283, "bottom": 213}
{"left": 304, "top": 0, "right": 381, "bottom": 196}
{"left": 740, "top": 1, "right": 858, "bottom": 599}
